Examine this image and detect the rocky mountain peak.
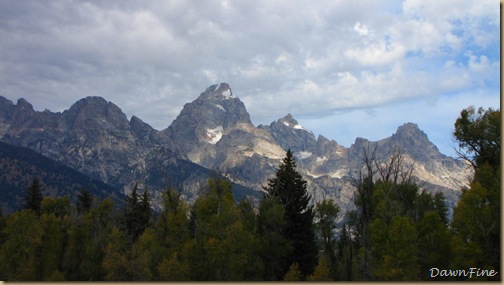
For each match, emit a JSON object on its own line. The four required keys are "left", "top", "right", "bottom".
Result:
{"left": 0, "top": 97, "right": 15, "bottom": 120}
{"left": 164, "top": 83, "right": 252, "bottom": 155}
{"left": 200, "top": 82, "right": 235, "bottom": 100}
{"left": 279, "top": 113, "right": 298, "bottom": 126}
{"left": 9, "top": 98, "right": 37, "bottom": 130}
{"left": 62, "top": 96, "right": 129, "bottom": 130}
{"left": 391, "top": 122, "right": 434, "bottom": 149}
{"left": 16, "top": 98, "right": 34, "bottom": 111}
{"left": 267, "top": 113, "right": 317, "bottom": 152}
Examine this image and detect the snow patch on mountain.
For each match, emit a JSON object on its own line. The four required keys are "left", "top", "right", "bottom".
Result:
{"left": 293, "top": 124, "right": 306, "bottom": 130}
{"left": 222, "top": 89, "right": 233, "bottom": 99}
{"left": 282, "top": 119, "right": 308, "bottom": 132}
{"left": 315, "top": 156, "right": 327, "bottom": 164}
{"left": 297, "top": 151, "right": 313, "bottom": 159}
{"left": 207, "top": 126, "right": 223, "bottom": 144}
{"left": 214, "top": 104, "right": 226, "bottom": 112}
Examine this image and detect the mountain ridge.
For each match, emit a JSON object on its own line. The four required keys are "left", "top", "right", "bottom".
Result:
{"left": 0, "top": 83, "right": 472, "bottom": 214}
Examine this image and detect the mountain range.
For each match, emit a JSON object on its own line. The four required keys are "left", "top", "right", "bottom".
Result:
{"left": 0, "top": 83, "right": 472, "bottom": 215}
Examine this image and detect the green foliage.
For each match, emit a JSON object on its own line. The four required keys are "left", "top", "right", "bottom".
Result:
{"left": 451, "top": 179, "right": 499, "bottom": 275}
{"left": 451, "top": 107, "right": 500, "bottom": 279}
{"left": 373, "top": 216, "right": 419, "bottom": 281}
{"left": 0, "top": 210, "right": 43, "bottom": 280}
{"left": 314, "top": 199, "right": 339, "bottom": 276}
{"left": 263, "top": 150, "right": 317, "bottom": 278}
{"left": 283, "top": 262, "right": 303, "bottom": 281}
{"left": 335, "top": 223, "right": 357, "bottom": 281}
{"left": 41, "top": 196, "right": 71, "bottom": 217}
{"left": 102, "top": 227, "right": 129, "bottom": 281}
{"left": 157, "top": 251, "right": 190, "bottom": 281}
{"left": 0, "top": 116, "right": 496, "bottom": 282}
{"left": 76, "top": 188, "right": 94, "bottom": 215}
{"left": 187, "top": 177, "right": 263, "bottom": 280}
{"left": 157, "top": 186, "right": 190, "bottom": 253}
{"left": 39, "top": 213, "right": 68, "bottom": 280}
{"left": 454, "top": 106, "right": 500, "bottom": 170}
{"left": 62, "top": 197, "right": 115, "bottom": 280}
{"left": 307, "top": 255, "right": 333, "bottom": 281}
{"left": 121, "top": 184, "right": 151, "bottom": 246}
{"left": 129, "top": 228, "right": 158, "bottom": 281}
{"left": 257, "top": 196, "right": 292, "bottom": 280}
{"left": 417, "top": 211, "right": 452, "bottom": 280}
{"left": 23, "top": 177, "right": 43, "bottom": 216}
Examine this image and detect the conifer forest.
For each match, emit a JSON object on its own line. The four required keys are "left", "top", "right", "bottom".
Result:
{"left": 0, "top": 106, "right": 499, "bottom": 281}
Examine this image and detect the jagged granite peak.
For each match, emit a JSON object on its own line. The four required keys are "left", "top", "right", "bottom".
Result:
{"left": 0, "top": 96, "right": 15, "bottom": 110}
{"left": 392, "top": 122, "right": 434, "bottom": 147}
{"left": 15, "top": 98, "right": 34, "bottom": 111}
{"left": 164, "top": 83, "right": 253, "bottom": 155}
{"left": 0, "top": 97, "right": 15, "bottom": 136}
{"left": 387, "top": 122, "right": 441, "bottom": 160}
{"left": 129, "top": 115, "right": 168, "bottom": 146}
{"left": 201, "top": 82, "right": 235, "bottom": 100}
{"left": 129, "top": 115, "right": 150, "bottom": 131}
{"left": 11, "top": 98, "right": 35, "bottom": 125}
{"left": 264, "top": 113, "right": 317, "bottom": 152}
{"left": 61, "top": 96, "right": 130, "bottom": 131}
{"left": 5, "top": 97, "right": 59, "bottom": 136}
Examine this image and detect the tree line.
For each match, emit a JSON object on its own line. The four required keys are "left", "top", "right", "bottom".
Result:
{"left": 0, "top": 106, "right": 499, "bottom": 281}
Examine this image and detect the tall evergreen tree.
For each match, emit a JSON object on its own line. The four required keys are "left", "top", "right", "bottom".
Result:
{"left": 122, "top": 184, "right": 151, "bottom": 246}
{"left": 76, "top": 189, "right": 93, "bottom": 215}
{"left": 23, "top": 177, "right": 43, "bottom": 216}
{"left": 263, "top": 149, "right": 317, "bottom": 278}
{"left": 257, "top": 196, "right": 292, "bottom": 280}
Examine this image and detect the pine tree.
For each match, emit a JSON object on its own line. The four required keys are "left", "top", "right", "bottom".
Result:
{"left": 122, "top": 184, "right": 150, "bottom": 246}
{"left": 23, "top": 177, "right": 43, "bottom": 216}
{"left": 76, "top": 188, "right": 93, "bottom": 215}
{"left": 263, "top": 149, "right": 317, "bottom": 278}
{"left": 257, "top": 196, "right": 292, "bottom": 280}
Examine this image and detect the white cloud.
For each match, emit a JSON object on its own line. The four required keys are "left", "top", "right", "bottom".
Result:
{"left": 0, "top": 0, "right": 499, "bottom": 149}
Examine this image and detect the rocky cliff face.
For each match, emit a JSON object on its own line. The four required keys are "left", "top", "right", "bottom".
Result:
{"left": 158, "top": 84, "right": 470, "bottom": 214}
{"left": 0, "top": 83, "right": 472, "bottom": 215}
{"left": 163, "top": 83, "right": 285, "bottom": 189}
{"left": 2, "top": 96, "right": 143, "bottom": 186}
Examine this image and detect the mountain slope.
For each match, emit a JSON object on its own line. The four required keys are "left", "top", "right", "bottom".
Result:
{"left": 0, "top": 95, "right": 258, "bottom": 211}
{"left": 158, "top": 83, "right": 471, "bottom": 213}
{"left": 0, "top": 84, "right": 472, "bottom": 215}
{"left": 0, "top": 141, "right": 122, "bottom": 214}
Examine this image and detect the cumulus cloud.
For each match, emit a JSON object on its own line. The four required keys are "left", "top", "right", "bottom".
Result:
{"left": 0, "top": 0, "right": 499, "bottom": 152}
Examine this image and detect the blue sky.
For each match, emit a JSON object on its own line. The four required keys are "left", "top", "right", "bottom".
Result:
{"left": 0, "top": 0, "right": 500, "bottom": 157}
